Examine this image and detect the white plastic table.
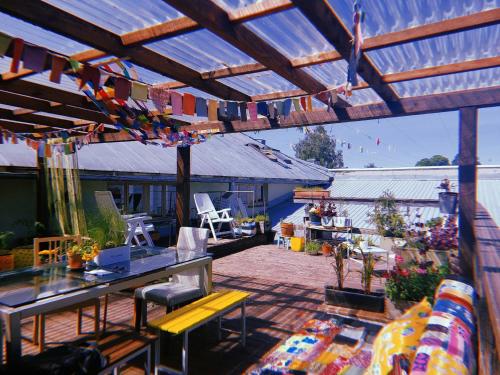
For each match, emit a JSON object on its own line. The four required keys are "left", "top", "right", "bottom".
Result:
{"left": 347, "top": 245, "right": 390, "bottom": 271}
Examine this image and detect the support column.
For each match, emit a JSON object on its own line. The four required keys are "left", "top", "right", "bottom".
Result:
{"left": 176, "top": 146, "right": 191, "bottom": 236}
{"left": 36, "top": 155, "right": 49, "bottom": 230}
{"left": 458, "top": 107, "right": 478, "bottom": 278}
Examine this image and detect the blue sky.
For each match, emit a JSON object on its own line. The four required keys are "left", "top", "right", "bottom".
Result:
{"left": 246, "top": 106, "right": 500, "bottom": 168}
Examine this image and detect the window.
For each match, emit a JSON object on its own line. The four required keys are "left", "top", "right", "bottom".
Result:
{"left": 128, "top": 185, "right": 145, "bottom": 213}
{"left": 108, "top": 184, "right": 125, "bottom": 213}
{"left": 149, "top": 185, "right": 163, "bottom": 216}
{"left": 165, "top": 185, "right": 176, "bottom": 216}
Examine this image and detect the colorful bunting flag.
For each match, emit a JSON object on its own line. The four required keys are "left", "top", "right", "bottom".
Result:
{"left": 0, "top": 33, "right": 11, "bottom": 57}
{"left": 80, "top": 65, "right": 100, "bottom": 93}
{"left": 10, "top": 38, "right": 24, "bottom": 73}
{"left": 208, "top": 99, "right": 218, "bottom": 121}
{"left": 171, "top": 92, "right": 183, "bottom": 115}
{"left": 248, "top": 102, "right": 257, "bottom": 121}
{"left": 218, "top": 101, "right": 226, "bottom": 118}
{"left": 300, "top": 97, "right": 307, "bottom": 111}
{"left": 195, "top": 97, "right": 207, "bottom": 117}
{"left": 239, "top": 102, "right": 247, "bottom": 121}
{"left": 268, "top": 102, "right": 276, "bottom": 119}
{"left": 276, "top": 101, "right": 284, "bottom": 116}
{"left": 293, "top": 98, "right": 301, "bottom": 112}
{"left": 22, "top": 45, "right": 47, "bottom": 72}
{"left": 257, "top": 102, "right": 268, "bottom": 116}
{"left": 227, "top": 101, "right": 239, "bottom": 119}
{"left": 183, "top": 93, "right": 196, "bottom": 115}
{"left": 149, "top": 86, "right": 170, "bottom": 113}
{"left": 130, "top": 81, "right": 148, "bottom": 101}
{"left": 306, "top": 96, "right": 313, "bottom": 112}
{"left": 114, "top": 77, "right": 131, "bottom": 100}
{"left": 283, "top": 99, "right": 292, "bottom": 117}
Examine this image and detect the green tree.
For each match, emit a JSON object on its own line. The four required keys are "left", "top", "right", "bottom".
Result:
{"left": 452, "top": 153, "right": 481, "bottom": 165}
{"left": 415, "top": 154, "right": 450, "bottom": 167}
{"left": 293, "top": 126, "right": 344, "bottom": 168}
{"left": 365, "top": 162, "right": 377, "bottom": 168}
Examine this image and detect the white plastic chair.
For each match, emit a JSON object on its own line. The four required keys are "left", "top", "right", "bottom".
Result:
{"left": 194, "top": 193, "right": 235, "bottom": 241}
{"left": 94, "top": 191, "right": 155, "bottom": 247}
{"left": 134, "top": 227, "right": 210, "bottom": 326}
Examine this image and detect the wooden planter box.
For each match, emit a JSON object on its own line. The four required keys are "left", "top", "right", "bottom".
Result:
{"left": 384, "top": 298, "right": 418, "bottom": 319}
{"left": 395, "top": 248, "right": 457, "bottom": 267}
{"left": 325, "top": 285, "right": 385, "bottom": 312}
{"left": 294, "top": 190, "right": 330, "bottom": 199}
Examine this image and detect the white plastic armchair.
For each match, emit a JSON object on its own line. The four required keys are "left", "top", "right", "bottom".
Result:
{"left": 94, "top": 191, "right": 155, "bottom": 247}
{"left": 194, "top": 193, "right": 235, "bottom": 241}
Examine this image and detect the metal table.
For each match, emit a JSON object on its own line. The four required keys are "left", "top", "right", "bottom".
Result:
{"left": 0, "top": 247, "right": 212, "bottom": 364}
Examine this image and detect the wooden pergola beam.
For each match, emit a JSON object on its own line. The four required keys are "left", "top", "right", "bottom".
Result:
{"left": 0, "top": 90, "right": 110, "bottom": 124}
{"left": 0, "top": 1, "right": 251, "bottom": 101}
{"left": 121, "top": 0, "right": 293, "bottom": 46}
{"left": 293, "top": 0, "right": 400, "bottom": 105}
{"left": 163, "top": 0, "right": 349, "bottom": 106}
{"left": 89, "top": 85, "right": 500, "bottom": 142}
{"left": 0, "top": 107, "right": 83, "bottom": 129}
{"left": 0, "top": 119, "right": 51, "bottom": 133}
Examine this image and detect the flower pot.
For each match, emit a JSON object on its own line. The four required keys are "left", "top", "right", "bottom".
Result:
{"left": 68, "top": 253, "right": 83, "bottom": 270}
{"left": 322, "top": 243, "right": 332, "bottom": 256}
{"left": 241, "top": 222, "right": 256, "bottom": 236}
{"left": 325, "top": 285, "right": 385, "bottom": 312}
{"left": 309, "top": 213, "right": 321, "bottom": 225}
{"left": 333, "top": 217, "right": 346, "bottom": 228}
{"left": 256, "top": 221, "right": 265, "bottom": 234}
{"left": 321, "top": 216, "right": 333, "bottom": 227}
{"left": 294, "top": 190, "right": 330, "bottom": 199}
{"left": 280, "top": 222, "right": 294, "bottom": 237}
{"left": 290, "top": 237, "right": 304, "bottom": 252}
{"left": 439, "top": 191, "right": 458, "bottom": 214}
{"left": 0, "top": 254, "right": 14, "bottom": 271}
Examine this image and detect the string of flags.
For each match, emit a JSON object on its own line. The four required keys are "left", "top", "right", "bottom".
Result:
{"left": 0, "top": 0, "right": 366, "bottom": 155}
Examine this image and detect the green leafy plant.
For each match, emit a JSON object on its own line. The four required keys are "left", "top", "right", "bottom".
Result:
{"left": 305, "top": 241, "right": 321, "bottom": 255}
{"left": 235, "top": 216, "right": 255, "bottom": 226}
{"left": 358, "top": 248, "right": 375, "bottom": 294}
{"left": 331, "top": 242, "right": 349, "bottom": 289}
{"left": 367, "top": 190, "right": 406, "bottom": 238}
{"left": 385, "top": 256, "right": 449, "bottom": 303}
{"left": 254, "top": 214, "right": 269, "bottom": 223}
{"left": 0, "top": 231, "right": 14, "bottom": 251}
{"left": 87, "top": 212, "right": 126, "bottom": 250}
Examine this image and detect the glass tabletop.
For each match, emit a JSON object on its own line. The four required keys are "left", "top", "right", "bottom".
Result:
{"left": 0, "top": 247, "right": 210, "bottom": 308}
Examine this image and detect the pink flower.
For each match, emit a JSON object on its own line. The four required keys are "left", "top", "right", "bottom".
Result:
{"left": 395, "top": 255, "right": 404, "bottom": 265}
{"left": 416, "top": 268, "right": 427, "bottom": 275}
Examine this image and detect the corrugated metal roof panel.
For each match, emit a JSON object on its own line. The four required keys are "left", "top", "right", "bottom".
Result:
{"left": 218, "top": 70, "right": 299, "bottom": 96}
{"left": 0, "top": 133, "right": 331, "bottom": 183}
{"left": 45, "top": 0, "right": 183, "bottom": 35}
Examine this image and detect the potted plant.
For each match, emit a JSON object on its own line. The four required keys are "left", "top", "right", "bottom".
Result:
{"left": 322, "top": 241, "right": 332, "bottom": 256}
{"left": 294, "top": 186, "right": 330, "bottom": 199}
{"left": 254, "top": 214, "right": 269, "bottom": 234}
{"left": 305, "top": 240, "right": 321, "bottom": 255}
{"left": 325, "top": 242, "right": 385, "bottom": 312}
{"left": 437, "top": 178, "right": 458, "bottom": 214}
{"left": 67, "top": 240, "right": 99, "bottom": 270}
{"left": 309, "top": 206, "right": 321, "bottom": 225}
{"left": 367, "top": 190, "right": 406, "bottom": 251}
{"left": 0, "top": 231, "right": 14, "bottom": 271}
{"left": 384, "top": 256, "right": 449, "bottom": 318}
{"left": 236, "top": 217, "right": 256, "bottom": 236}
{"left": 319, "top": 200, "right": 337, "bottom": 227}
{"left": 280, "top": 220, "right": 294, "bottom": 237}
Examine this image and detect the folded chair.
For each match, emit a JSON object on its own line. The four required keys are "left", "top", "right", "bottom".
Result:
{"left": 194, "top": 193, "right": 235, "bottom": 241}
{"left": 133, "top": 227, "right": 210, "bottom": 328}
{"left": 94, "top": 191, "right": 155, "bottom": 247}
{"left": 33, "top": 235, "right": 102, "bottom": 352}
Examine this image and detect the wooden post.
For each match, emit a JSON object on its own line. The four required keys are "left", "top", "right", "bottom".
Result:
{"left": 176, "top": 146, "right": 191, "bottom": 236}
{"left": 458, "top": 107, "right": 478, "bottom": 278}
{"left": 36, "top": 155, "right": 49, "bottom": 230}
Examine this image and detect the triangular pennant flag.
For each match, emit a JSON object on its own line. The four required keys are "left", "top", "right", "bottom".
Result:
{"left": 183, "top": 93, "right": 196, "bottom": 115}
{"left": 300, "top": 97, "right": 307, "bottom": 111}
{"left": 247, "top": 102, "right": 257, "bottom": 121}
{"left": 207, "top": 99, "right": 218, "bottom": 121}
{"left": 114, "top": 77, "right": 131, "bottom": 100}
{"left": 10, "top": 38, "right": 24, "bottom": 73}
{"left": 239, "top": 102, "right": 247, "bottom": 121}
{"left": 195, "top": 97, "right": 207, "bottom": 117}
{"left": 22, "top": 45, "right": 47, "bottom": 72}
{"left": 306, "top": 96, "right": 313, "bottom": 112}
{"left": 130, "top": 81, "right": 148, "bottom": 101}
{"left": 0, "top": 33, "right": 11, "bottom": 57}
{"left": 50, "top": 55, "right": 66, "bottom": 84}
{"left": 293, "top": 98, "right": 301, "bottom": 112}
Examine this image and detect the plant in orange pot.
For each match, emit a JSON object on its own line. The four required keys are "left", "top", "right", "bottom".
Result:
{"left": 322, "top": 242, "right": 332, "bottom": 256}
{"left": 67, "top": 240, "right": 99, "bottom": 270}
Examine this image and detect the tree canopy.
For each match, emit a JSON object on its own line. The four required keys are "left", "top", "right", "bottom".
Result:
{"left": 293, "top": 126, "right": 344, "bottom": 168}
{"left": 415, "top": 154, "right": 450, "bottom": 167}
{"left": 365, "top": 162, "right": 377, "bottom": 168}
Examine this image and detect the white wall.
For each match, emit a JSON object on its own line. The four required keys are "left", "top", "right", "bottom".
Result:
{"left": 268, "top": 183, "right": 296, "bottom": 207}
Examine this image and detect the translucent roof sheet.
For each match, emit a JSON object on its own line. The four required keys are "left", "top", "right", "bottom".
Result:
{"left": 347, "top": 88, "right": 383, "bottom": 106}
{"left": 25, "top": 71, "right": 85, "bottom": 95}
{"left": 328, "top": 0, "right": 500, "bottom": 38}
{"left": 303, "top": 60, "right": 349, "bottom": 88}
{"left": 45, "top": 0, "right": 183, "bottom": 35}
{"left": 393, "top": 67, "right": 500, "bottom": 97}
{"left": 213, "top": 0, "right": 260, "bottom": 11}
{"left": 146, "top": 29, "right": 256, "bottom": 72}
{"left": 0, "top": 12, "right": 89, "bottom": 55}
{"left": 244, "top": 8, "right": 335, "bottom": 59}
{"left": 369, "top": 24, "right": 500, "bottom": 74}
{"left": 218, "top": 70, "right": 299, "bottom": 96}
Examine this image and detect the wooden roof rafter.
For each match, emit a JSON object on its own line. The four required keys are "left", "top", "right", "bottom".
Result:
{"left": 0, "top": 0, "right": 251, "bottom": 101}
{"left": 163, "top": 0, "right": 350, "bottom": 107}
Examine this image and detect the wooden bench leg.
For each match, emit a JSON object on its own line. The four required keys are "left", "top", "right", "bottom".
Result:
{"left": 241, "top": 301, "right": 246, "bottom": 347}
{"left": 182, "top": 331, "right": 188, "bottom": 375}
{"left": 38, "top": 314, "right": 45, "bottom": 353}
{"left": 77, "top": 308, "right": 83, "bottom": 336}
{"left": 102, "top": 294, "right": 108, "bottom": 333}
{"left": 133, "top": 297, "right": 143, "bottom": 332}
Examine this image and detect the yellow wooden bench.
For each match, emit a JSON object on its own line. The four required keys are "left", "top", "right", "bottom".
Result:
{"left": 149, "top": 289, "right": 250, "bottom": 375}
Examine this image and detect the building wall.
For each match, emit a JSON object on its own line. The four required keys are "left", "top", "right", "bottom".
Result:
{"left": 268, "top": 183, "right": 296, "bottom": 207}
{"left": 0, "top": 178, "right": 36, "bottom": 239}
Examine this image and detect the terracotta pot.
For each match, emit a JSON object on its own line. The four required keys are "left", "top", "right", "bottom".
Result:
{"left": 0, "top": 254, "right": 14, "bottom": 271}
{"left": 68, "top": 253, "right": 83, "bottom": 270}
{"left": 280, "top": 222, "right": 294, "bottom": 237}
{"left": 322, "top": 242, "right": 332, "bottom": 256}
